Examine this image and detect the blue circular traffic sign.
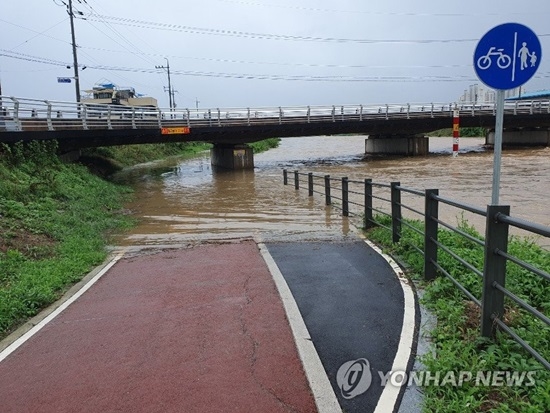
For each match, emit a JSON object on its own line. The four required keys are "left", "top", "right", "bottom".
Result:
{"left": 474, "top": 23, "right": 541, "bottom": 90}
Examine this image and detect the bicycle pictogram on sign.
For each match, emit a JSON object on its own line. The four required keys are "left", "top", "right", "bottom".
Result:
{"left": 477, "top": 47, "right": 512, "bottom": 70}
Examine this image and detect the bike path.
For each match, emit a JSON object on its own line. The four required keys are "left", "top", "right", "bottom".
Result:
{"left": 0, "top": 241, "right": 317, "bottom": 413}
{"left": 0, "top": 238, "right": 416, "bottom": 413}
{"left": 266, "top": 240, "right": 415, "bottom": 413}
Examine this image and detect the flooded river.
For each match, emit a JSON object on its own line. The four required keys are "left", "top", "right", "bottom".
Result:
{"left": 113, "top": 136, "right": 550, "bottom": 247}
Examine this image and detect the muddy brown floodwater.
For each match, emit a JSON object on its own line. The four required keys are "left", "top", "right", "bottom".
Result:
{"left": 112, "top": 136, "right": 550, "bottom": 248}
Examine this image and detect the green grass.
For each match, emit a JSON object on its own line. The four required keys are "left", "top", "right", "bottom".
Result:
{"left": 365, "top": 216, "right": 550, "bottom": 413}
{"left": 0, "top": 141, "right": 133, "bottom": 338}
{"left": 428, "top": 127, "right": 487, "bottom": 137}
{"left": 248, "top": 138, "right": 281, "bottom": 153}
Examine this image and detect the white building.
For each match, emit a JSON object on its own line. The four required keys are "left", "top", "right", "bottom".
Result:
{"left": 458, "top": 84, "right": 521, "bottom": 104}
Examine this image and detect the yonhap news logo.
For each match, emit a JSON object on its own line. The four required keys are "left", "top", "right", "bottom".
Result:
{"left": 336, "top": 357, "right": 537, "bottom": 399}
{"left": 336, "top": 358, "right": 372, "bottom": 399}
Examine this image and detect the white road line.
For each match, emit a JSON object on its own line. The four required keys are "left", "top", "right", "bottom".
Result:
{"left": 0, "top": 252, "right": 125, "bottom": 363}
{"left": 364, "top": 239, "right": 417, "bottom": 413}
{"left": 258, "top": 243, "right": 342, "bottom": 413}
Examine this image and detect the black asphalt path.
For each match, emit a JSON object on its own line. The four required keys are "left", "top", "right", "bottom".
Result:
{"left": 266, "top": 240, "right": 412, "bottom": 413}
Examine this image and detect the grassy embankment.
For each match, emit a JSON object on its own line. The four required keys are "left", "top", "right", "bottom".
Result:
{"left": 0, "top": 141, "right": 134, "bottom": 339}
{"left": 366, "top": 217, "right": 550, "bottom": 413}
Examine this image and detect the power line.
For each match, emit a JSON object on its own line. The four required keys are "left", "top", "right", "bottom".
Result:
{"left": 0, "top": 18, "right": 71, "bottom": 46}
{"left": 0, "top": 49, "right": 69, "bottom": 66}
{"left": 77, "top": 0, "right": 159, "bottom": 67}
{"left": 6, "top": 48, "right": 550, "bottom": 84}
{"left": 79, "top": 45, "right": 471, "bottom": 70}
{"left": 81, "top": 14, "right": 484, "bottom": 44}
{"left": 211, "top": 0, "right": 549, "bottom": 18}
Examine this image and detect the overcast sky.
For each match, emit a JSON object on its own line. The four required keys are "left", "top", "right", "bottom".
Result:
{"left": 1, "top": 0, "right": 550, "bottom": 109}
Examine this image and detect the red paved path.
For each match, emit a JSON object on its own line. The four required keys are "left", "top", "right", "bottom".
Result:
{"left": 0, "top": 241, "right": 317, "bottom": 413}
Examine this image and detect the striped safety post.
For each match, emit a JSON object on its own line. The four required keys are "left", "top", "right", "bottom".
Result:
{"left": 452, "top": 109, "right": 459, "bottom": 157}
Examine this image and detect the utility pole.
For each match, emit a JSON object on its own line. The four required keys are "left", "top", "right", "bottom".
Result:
{"left": 68, "top": 0, "right": 81, "bottom": 102}
{"left": 156, "top": 58, "right": 173, "bottom": 109}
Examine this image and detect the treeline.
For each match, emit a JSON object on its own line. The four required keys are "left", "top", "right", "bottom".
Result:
{"left": 428, "top": 127, "right": 487, "bottom": 137}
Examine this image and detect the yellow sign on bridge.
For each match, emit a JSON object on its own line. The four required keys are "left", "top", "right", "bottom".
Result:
{"left": 161, "top": 127, "right": 191, "bottom": 135}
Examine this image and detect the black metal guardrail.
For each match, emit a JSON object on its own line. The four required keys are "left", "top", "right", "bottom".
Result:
{"left": 283, "top": 169, "right": 550, "bottom": 371}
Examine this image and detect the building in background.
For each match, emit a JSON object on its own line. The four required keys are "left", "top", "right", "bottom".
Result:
{"left": 82, "top": 82, "right": 158, "bottom": 108}
{"left": 458, "top": 84, "right": 521, "bottom": 104}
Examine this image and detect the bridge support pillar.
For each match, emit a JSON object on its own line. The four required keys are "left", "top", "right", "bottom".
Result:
{"left": 211, "top": 144, "right": 254, "bottom": 170}
{"left": 365, "top": 135, "right": 429, "bottom": 156}
{"left": 486, "top": 128, "right": 550, "bottom": 147}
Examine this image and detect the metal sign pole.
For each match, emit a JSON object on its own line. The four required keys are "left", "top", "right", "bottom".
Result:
{"left": 492, "top": 89, "right": 505, "bottom": 205}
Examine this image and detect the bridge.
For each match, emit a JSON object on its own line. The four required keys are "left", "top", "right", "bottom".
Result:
{"left": 1, "top": 96, "right": 550, "bottom": 169}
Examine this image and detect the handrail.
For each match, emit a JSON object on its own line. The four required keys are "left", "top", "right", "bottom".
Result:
{"left": 2, "top": 95, "right": 550, "bottom": 134}
{"left": 283, "top": 169, "right": 550, "bottom": 371}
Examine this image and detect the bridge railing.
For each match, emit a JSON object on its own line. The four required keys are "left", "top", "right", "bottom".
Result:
{"left": 2, "top": 95, "right": 549, "bottom": 133}
{"left": 284, "top": 169, "right": 550, "bottom": 371}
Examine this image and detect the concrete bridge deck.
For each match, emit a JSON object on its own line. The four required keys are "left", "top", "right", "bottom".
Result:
{"left": 2, "top": 96, "right": 550, "bottom": 168}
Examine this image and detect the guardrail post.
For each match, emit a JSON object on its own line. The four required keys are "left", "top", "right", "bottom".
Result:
{"left": 217, "top": 108, "right": 221, "bottom": 126}
{"left": 385, "top": 104, "right": 389, "bottom": 120}
{"left": 10, "top": 97, "right": 22, "bottom": 131}
{"left": 307, "top": 106, "right": 311, "bottom": 123}
{"left": 186, "top": 109, "right": 191, "bottom": 128}
{"left": 283, "top": 169, "right": 288, "bottom": 185}
{"left": 391, "top": 181, "right": 401, "bottom": 243}
{"left": 342, "top": 177, "right": 349, "bottom": 217}
{"left": 331, "top": 105, "right": 336, "bottom": 122}
{"left": 407, "top": 103, "right": 410, "bottom": 119}
{"left": 430, "top": 103, "right": 434, "bottom": 118}
{"left": 247, "top": 108, "right": 251, "bottom": 126}
{"left": 325, "top": 175, "right": 331, "bottom": 205}
{"left": 308, "top": 173, "right": 314, "bottom": 196}
{"left": 364, "top": 179, "right": 374, "bottom": 228}
{"left": 131, "top": 107, "right": 136, "bottom": 129}
{"left": 424, "top": 189, "right": 439, "bottom": 281}
{"left": 359, "top": 104, "right": 363, "bottom": 121}
{"left": 294, "top": 170, "right": 299, "bottom": 190}
{"left": 341, "top": 106, "right": 344, "bottom": 121}
{"left": 279, "top": 107, "right": 283, "bottom": 124}
{"left": 44, "top": 100, "right": 53, "bottom": 131}
{"left": 481, "top": 204, "right": 511, "bottom": 338}
{"left": 82, "top": 104, "right": 89, "bottom": 130}
{"left": 107, "top": 106, "right": 113, "bottom": 129}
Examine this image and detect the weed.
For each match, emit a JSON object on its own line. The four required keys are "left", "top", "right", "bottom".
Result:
{"left": 365, "top": 215, "right": 550, "bottom": 413}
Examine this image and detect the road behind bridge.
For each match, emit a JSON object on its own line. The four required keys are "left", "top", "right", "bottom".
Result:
{"left": 0, "top": 237, "right": 415, "bottom": 413}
